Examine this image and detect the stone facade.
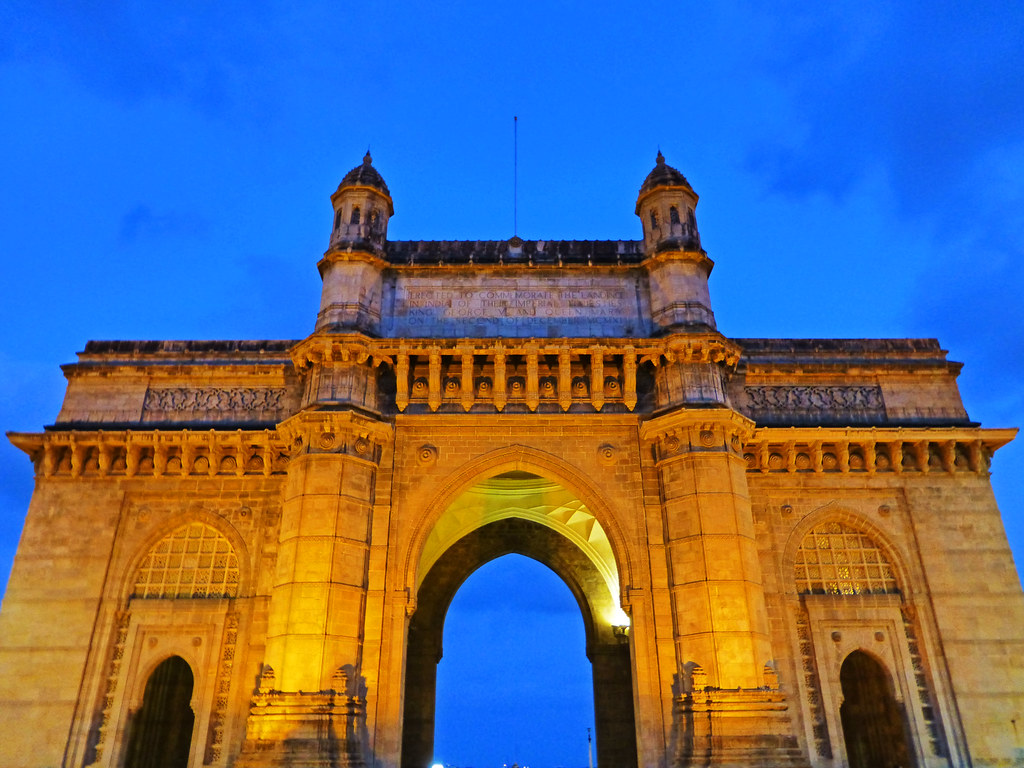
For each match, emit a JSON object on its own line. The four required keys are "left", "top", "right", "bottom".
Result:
{"left": 2, "top": 152, "right": 1022, "bottom": 768}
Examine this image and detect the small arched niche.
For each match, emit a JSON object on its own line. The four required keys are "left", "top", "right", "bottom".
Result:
{"left": 839, "top": 651, "right": 914, "bottom": 768}
{"left": 122, "top": 655, "right": 195, "bottom": 768}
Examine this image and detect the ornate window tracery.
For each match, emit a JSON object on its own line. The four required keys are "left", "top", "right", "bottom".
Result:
{"left": 132, "top": 522, "right": 239, "bottom": 599}
{"left": 795, "top": 521, "right": 898, "bottom": 595}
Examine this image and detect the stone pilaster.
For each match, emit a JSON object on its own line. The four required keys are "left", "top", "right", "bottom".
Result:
{"left": 316, "top": 251, "right": 386, "bottom": 334}
{"left": 238, "top": 410, "right": 393, "bottom": 768}
{"left": 645, "top": 251, "right": 717, "bottom": 332}
{"left": 641, "top": 408, "right": 807, "bottom": 767}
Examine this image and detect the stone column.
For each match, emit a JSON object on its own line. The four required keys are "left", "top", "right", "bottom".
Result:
{"left": 590, "top": 640, "right": 638, "bottom": 768}
{"left": 640, "top": 408, "right": 806, "bottom": 767}
{"left": 238, "top": 410, "right": 392, "bottom": 768}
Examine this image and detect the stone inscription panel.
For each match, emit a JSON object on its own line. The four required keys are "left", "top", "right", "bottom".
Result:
{"left": 383, "top": 273, "right": 652, "bottom": 338}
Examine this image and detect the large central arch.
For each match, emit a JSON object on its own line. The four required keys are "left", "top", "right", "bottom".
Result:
{"left": 400, "top": 472, "right": 638, "bottom": 768}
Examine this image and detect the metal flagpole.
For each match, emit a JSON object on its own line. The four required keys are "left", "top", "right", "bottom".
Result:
{"left": 513, "top": 115, "right": 518, "bottom": 237}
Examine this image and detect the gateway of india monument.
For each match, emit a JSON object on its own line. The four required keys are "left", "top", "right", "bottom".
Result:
{"left": 2, "top": 153, "right": 1022, "bottom": 768}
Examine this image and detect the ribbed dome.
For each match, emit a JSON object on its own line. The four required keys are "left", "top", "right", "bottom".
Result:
{"left": 638, "top": 151, "right": 693, "bottom": 195}
{"left": 339, "top": 151, "right": 391, "bottom": 196}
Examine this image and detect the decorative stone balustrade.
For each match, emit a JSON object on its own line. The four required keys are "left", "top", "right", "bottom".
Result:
{"left": 289, "top": 333, "right": 740, "bottom": 414}
{"left": 8, "top": 430, "right": 290, "bottom": 479}
{"left": 741, "top": 428, "right": 1016, "bottom": 476}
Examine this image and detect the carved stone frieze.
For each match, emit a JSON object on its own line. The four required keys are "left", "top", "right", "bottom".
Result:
{"left": 744, "top": 385, "right": 885, "bottom": 425}
{"left": 143, "top": 387, "right": 288, "bottom": 420}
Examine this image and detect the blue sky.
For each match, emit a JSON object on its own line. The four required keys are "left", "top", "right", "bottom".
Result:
{"left": 1, "top": 2, "right": 1023, "bottom": 767}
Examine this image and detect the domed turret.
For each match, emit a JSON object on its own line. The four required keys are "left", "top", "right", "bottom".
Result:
{"left": 328, "top": 152, "right": 394, "bottom": 251}
{"left": 316, "top": 153, "right": 393, "bottom": 334}
{"left": 635, "top": 151, "right": 701, "bottom": 254}
{"left": 637, "top": 152, "right": 716, "bottom": 332}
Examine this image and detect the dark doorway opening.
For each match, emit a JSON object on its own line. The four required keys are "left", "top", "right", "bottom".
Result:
{"left": 123, "top": 655, "right": 195, "bottom": 768}
{"left": 839, "top": 650, "right": 914, "bottom": 768}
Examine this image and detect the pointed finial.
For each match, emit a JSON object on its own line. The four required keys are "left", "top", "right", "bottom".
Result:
{"left": 656, "top": 150, "right": 665, "bottom": 166}
{"left": 363, "top": 150, "right": 373, "bottom": 165}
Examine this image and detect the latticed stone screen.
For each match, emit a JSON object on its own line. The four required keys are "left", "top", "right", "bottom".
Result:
{"left": 132, "top": 522, "right": 239, "bottom": 598}
{"left": 795, "top": 521, "right": 898, "bottom": 595}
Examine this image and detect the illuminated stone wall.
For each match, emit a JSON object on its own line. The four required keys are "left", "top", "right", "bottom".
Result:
{"left": 2, "top": 156, "right": 1021, "bottom": 768}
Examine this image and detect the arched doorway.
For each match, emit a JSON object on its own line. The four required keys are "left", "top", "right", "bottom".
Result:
{"left": 433, "top": 554, "right": 594, "bottom": 767}
{"left": 123, "top": 655, "right": 195, "bottom": 768}
{"left": 402, "top": 473, "right": 637, "bottom": 768}
{"left": 839, "top": 651, "right": 913, "bottom": 768}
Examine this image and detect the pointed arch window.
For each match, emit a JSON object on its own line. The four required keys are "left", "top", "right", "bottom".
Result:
{"left": 794, "top": 522, "right": 898, "bottom": 596}
{"left": 132, "top": 523, "right": 239, "bottom": 599}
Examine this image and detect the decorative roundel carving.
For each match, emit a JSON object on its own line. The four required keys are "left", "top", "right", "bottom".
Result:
{"left": 780, "top": 504, "right": 793, "bottom": 517}
{"left": 878, "top": 504, "right": 892, "bottom": 517}
{"left": 597, "top": 443, "right": 617, "bottom": 466}
{"left": 699, "top": 430, "right": 715, "bottom": 447}
{"left": 664, "top": 435, "right": 680, "bottom": 452}
{"left": 874, "top": 631, "right": 885, "bottom": 642}
{"left": 831, "top": 631, "right": 842, "bottom": 642}
{"left": 477, "top": 379, "right": 492, "bottom": 395}
{"left": 354, "top": 437, "right": 370, "bottom": 455}
{"left": 444, "top": 378, "right": 459, "bottom": 394}
{"left": 238, "top": 506, "right": 251, "bottom": 519}
{"left": 148, "top": 637, "right": 159, "bottom": 648}
{"left": 221, "top": 455, "right": 237, "bottom": 471}
{"left": 604, "top": 377, "right": 621, "bottom": 395}
{"left": 193, "top": 455, "right": 210, "bottom": 473}
{"left": 876, "top": 451, "right": 891, "bottom": 470}
{"left": 319, "top": 432, "right": 337, "bottom": 450}
{"left": 509, "top": 378, "right": 524, "bottom": 394}
{"left": 136, "top": 505, "right": 151, "bottom": 522}
{"left": 795, "top": 452, "right": 812, "bottom": 470}
{"left": 767, "top": 452, "right": 784, "bottom": 470}
{"left": 744, "top": 452, "right": 757, "bottom": 469}
{"left": 192, "top": 636, "right": 203, "bottom": 647}
{"left": 822, "top": 452, "right": 839, "bottom": 471}
{"left": 412, "top": 378, "right": 428, "bottom": 395}
{"left": 849, "top": 452, "right": 865, "bottom": 470}
{"left": 541, "top": 378, "right": 556, "bottom": 396}
{"left": 166, "top": 456, "right": 182, "bottom": 472}
{"left": 416, "top": 444, "right": 438, "bottom": 467}
{"left": 730, "top": 434, "right": 741, "bottom": 452}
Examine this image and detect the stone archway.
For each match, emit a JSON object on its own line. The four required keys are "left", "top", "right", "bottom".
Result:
{"left": 839, "top": 651, "right": 913, "bottom": 768}
{"left": 401, "top": 474, "right": 637, "bottom": 768}
{"left": 122, "top": 655, "right": 195, "bottom": 768}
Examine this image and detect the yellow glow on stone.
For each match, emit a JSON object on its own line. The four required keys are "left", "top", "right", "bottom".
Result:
{"left": 418, "top": 474, "right": 622, "bottom": 616}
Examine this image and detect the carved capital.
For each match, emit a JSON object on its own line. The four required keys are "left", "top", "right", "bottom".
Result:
{"left": 275, "top": 411, "right": 393, "bottom": 464}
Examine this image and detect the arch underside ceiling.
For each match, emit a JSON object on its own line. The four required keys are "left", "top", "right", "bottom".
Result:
{"left": 417, "top": 475, "right": 625, "bottom": 625}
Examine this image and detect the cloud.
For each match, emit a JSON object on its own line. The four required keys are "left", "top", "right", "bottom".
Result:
{"left": 0, "top": 2, "right": 262, "bottom": 114}
{"left": 119, "top": 204, "right": 210, "bottom": 244}
{"left": 741, "top": 2, "right": 1024, "bottom": 215}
